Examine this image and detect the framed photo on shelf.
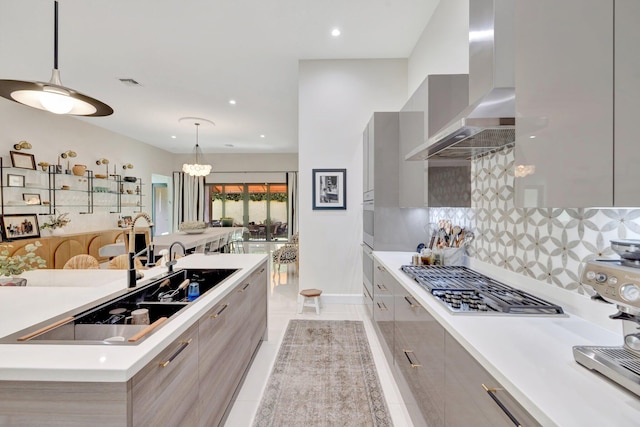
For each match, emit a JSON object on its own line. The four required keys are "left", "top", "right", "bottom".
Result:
{"left": 1, "top": 214, "right": 40, "bottom": 240}
{"left": 10, "top": 151, "right": 36, "bottom": 170}
{"left": 22, "top": 193, "right": 41, "bottom": 205}
{"left": 7, "top": 174, "right": 25, "bottom": 187}
{"left": 312, "top": 168, "right": 347, "bottom": 210}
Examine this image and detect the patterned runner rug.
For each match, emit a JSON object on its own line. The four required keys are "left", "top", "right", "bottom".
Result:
{"left": 253, "top": 320, "right": 393, "bottom": 427}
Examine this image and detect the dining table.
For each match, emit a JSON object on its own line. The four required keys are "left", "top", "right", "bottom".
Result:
{"left": 98, "top": 227, "right": 246, "bottom": 258}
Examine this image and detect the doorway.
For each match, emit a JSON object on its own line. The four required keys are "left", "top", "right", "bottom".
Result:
{"left": 209, "top": 183, "right": 288, "bottom": 241}
{"left": 152, "top": 183, "right": 170, "bottom": 236}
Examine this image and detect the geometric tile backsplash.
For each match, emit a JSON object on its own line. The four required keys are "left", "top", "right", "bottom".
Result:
{"left": 429, "top": 146, "right": 640, "bottom": 294}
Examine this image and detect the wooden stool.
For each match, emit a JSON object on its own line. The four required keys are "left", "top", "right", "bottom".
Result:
{"left": 299, "top": 288, "right": 322, "bottom": 314}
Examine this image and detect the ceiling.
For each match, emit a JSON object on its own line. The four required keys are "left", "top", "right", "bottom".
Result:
{"left": 0, "top": 0, "right": 440, "bottom": 154}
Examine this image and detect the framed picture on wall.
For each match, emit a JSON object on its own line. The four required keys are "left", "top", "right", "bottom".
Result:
{"left": 1, "top": 214, "right": 40, "bottom": 240}
{"left": 22, "top": 193, "right": 41, "bottom": 205}
{"left": 10, "top": 151, "right": 36, "bottom": 170}
{"left": 7, "top": 174, "right": 25, "bottom": 187}
{"left": 312, "top": 169, "right": 347, "bottom": 210}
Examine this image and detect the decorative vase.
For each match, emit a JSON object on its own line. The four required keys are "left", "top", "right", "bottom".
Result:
{"left": 72, "top": 164, "right": 87, "bottom": 176}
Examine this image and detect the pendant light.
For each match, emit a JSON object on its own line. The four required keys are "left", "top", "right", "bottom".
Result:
{"left": 0, "top": 1, "right": 113, "bottom": 116}
{"left": 182, "top": 122, "right": 212, "bottom": 177}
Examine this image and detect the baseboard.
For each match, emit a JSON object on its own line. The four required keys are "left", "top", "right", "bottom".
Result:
{"left": 319, "top": 294, "right": 364, "bottom": 305}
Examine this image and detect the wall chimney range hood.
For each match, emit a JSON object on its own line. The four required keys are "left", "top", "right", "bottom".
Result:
{"left": 406, "top": 0, "right": 515, "bottom": 161}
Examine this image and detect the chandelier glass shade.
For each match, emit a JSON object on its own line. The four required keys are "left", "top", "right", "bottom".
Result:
{"left": 182, "top": 123, "right": 212, "bottom": 177}
{"left": 0, "top": 1, "right": 113, "bottom": 117}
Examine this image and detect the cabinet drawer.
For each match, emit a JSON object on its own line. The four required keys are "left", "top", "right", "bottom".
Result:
{"left": 131, "top": 323, "right": 199, "bottom": 427}
{"left": 395, "top": 293, "right": 445, "bottom": 427}
{"left": 445, "top": 333, "right": 541, "bottom": 427}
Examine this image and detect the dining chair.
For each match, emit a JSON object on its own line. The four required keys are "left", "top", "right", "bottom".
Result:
{"left": 63, "top": 254, "right": 100, "bottom": 269}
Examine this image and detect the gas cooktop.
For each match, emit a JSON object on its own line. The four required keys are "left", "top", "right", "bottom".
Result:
{"left": 401, "top": 265, "right": 565, "bottom": 316}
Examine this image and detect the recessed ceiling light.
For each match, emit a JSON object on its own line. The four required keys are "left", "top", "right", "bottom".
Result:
{"left": 260, "top": 134, "right": 265, "bottom": 138}
{"left": 171, "top": 135, "right": 176, "bottom": 139}
{"left": 229, "top": 99, "right": 236, "bottom": 105}
{"left": 331, "top": 28, "right": 341, "bottom": 37}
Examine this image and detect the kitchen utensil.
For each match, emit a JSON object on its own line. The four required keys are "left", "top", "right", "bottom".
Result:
{"left": 450, "top": 225, "right": 462, "bottom": 247}
{"left": 158, "top": 279, "right": 190, "bottom": 302}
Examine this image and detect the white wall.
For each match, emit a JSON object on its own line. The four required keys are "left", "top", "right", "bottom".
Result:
{"left": 408, "top": 0, "right": 469, "bottom": 93}
{"left": 298, "top": 59, "right": 407, "bottom": 297}
{"left": 173, "top": 153, "right": 297, "bottom": 174}
{"left": 0, "top": 102, "right": 174, "bottom": 233}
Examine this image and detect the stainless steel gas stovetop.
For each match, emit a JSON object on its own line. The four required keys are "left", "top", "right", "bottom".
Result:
{"left": 401, "top": 265, "right": 565, "bottom": 316}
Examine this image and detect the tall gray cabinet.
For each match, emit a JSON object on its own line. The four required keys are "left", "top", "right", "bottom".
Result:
{"left": 514, "top": 0, "right": 640, "bottom": 207}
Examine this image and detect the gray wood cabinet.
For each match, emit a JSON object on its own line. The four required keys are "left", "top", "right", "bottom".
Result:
{"left": 394, "top": 292, "right": 445, "bottom": 427}
{"left": 198, "top": 261, "right": 267, "bottom": 427}
{"left": 400, "top": 75, "right": 469, "bottom": 208}
{"left": 614, "top": 0, "right": 640, "bottom": 206}
{"left": 132, "top": 323, "right": 200, "bottom": 427}
{"left": 445, "top": 333, "right": 541, "bottom": 427}
{"left": 198, "top": 286, "right": 246, "bottom": 426}
{"left": 375, "top": 268, "right": 540, "bottom": 427}
{"left": 515, "top": 0, "right": 640, "bottom": 207}
{"left": 373, "top": 259, "right": 395, "bottom": 362}
{"left": 0, "top": 262, "right": 268, "bottom": 426}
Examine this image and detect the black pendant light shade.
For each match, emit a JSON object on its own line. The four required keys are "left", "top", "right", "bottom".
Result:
{"left": 0, "top": 1, "right": 113, "bottom": 117}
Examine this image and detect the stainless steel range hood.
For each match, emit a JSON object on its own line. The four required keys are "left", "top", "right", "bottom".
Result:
{"left": 406, "top": 0, "right": 515, "bottom": 161}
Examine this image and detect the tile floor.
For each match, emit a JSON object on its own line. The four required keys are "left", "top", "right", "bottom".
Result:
{"left": 224, "top": 242, "right": 413, "bottom": 426}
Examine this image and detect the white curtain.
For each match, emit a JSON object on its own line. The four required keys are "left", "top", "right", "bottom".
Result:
{"left": 287, "top": 172, "right": 298, "bottom": 239}
{"left": 172, "top": 172, "right": 206, "bottom": 230}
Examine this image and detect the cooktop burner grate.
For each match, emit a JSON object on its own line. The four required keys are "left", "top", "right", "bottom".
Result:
{"left": 401, "top": 265, "right": 565, "bottom": 316}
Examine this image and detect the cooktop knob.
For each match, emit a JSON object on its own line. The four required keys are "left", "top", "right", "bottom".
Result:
{"left": 586, "top": 271, "right": 596, "bottom": 281}
{"left": 595, "top": 273, "right": 608, "bottom": 283}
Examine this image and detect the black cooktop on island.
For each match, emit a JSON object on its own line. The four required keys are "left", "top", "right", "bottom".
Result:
{"left": 401, "top": 265, "right": 565, "bottom": 316}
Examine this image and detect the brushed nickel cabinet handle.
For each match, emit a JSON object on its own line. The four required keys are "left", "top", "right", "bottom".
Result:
{"left": 404, "top": 296, "right": 418, "bottom": 308}
{"left": 159, "top": 338, "right": 193, "bottom": 368}
{"left": 210, "top": 303, "right": 229, "bottom": 318}
{"left": 482, "top": 384, "right": 522, "bottom": 427}
{"left": 376, "top": 302, "right": 388, "bottom": 311}
{"left": 242, "top": 283, "right": 251, "bottom": 291}
{"left": 376, "top": 265, "right": 386, "bottom": 272}
{"left": 403, "top": 350, "right": 421, "bottom": 368}
{"left": 259, "top": 268, "right": 265, "bottom": 273}
{"left": 376, "top": 283, "right": 388, "bottom": 292}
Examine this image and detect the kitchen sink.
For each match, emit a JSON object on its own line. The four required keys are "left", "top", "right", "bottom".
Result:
{"left": 0, "top": 267, "right": 239, "bottom": 345}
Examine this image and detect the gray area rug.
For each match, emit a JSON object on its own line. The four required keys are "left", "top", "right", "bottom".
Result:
{"left": 253, "top": 320, "right": 393, "bottom": 427}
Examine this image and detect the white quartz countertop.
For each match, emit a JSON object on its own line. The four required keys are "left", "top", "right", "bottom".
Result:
{"left": 373, "top": 251, "right": 640, "bottom": 427}
{"left": 0, "top": 253, "right": 267, "bottom": 382}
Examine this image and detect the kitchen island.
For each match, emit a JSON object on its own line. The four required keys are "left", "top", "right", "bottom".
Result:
{"left": 374, "top": 251, "right": 640, "bottom": 427}
{"left": 0, "top": 253, "right": 268, "bottom": 426}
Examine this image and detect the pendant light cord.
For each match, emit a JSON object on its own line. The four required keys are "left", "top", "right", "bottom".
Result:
{"left": 54, "top": 1, "right": 59, "bottom": 70}
{"left": 195, "top": 123, "right": 200, "bottom": 163}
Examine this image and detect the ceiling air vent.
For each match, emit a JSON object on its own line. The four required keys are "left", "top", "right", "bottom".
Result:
{"left": 118, "top": 78, "right": 141, "bottom": 86}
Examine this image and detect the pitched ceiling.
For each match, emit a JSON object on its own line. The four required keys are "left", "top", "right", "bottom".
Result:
{"left": 0, "top": 0, "right": 440, "bottom": 153}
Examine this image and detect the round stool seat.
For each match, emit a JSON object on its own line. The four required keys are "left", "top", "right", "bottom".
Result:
{"left": 300, "top": 288, "right": 322, "bottom": 298}
{"left": 299, "top": 289, "right": 322, "bottom": 314}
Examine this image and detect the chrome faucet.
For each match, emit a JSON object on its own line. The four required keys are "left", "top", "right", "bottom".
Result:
{"left": 166, "top": 241, "right": 186, "bottom": 272}
{"left": 127, "top": 212, "right": 155, "bottom": 288}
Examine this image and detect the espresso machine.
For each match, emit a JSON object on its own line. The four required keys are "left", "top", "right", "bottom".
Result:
{"left": 573, "top": 239, "right": 640, "bottom": 396}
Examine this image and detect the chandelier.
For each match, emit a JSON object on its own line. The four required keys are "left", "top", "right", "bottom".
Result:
{"left": 182, "top": 122, "right": 212, "bottom": 177}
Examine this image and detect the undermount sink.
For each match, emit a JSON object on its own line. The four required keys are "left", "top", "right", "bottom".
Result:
{"left": 0, "top": 267, "right": 239, "bottom": 345}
